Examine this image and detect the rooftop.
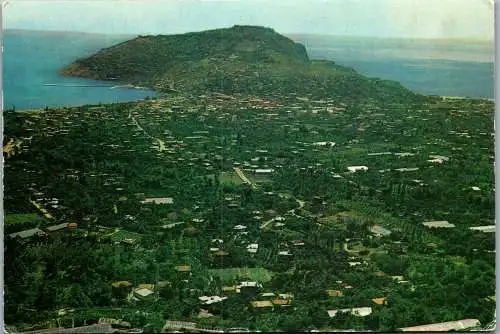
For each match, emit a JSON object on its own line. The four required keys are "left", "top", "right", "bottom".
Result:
{"left": 398, "top": 319, "right": 480, "bottom": 332}
{"left": 422, "top": 220, "right": 455, "bottom": 228}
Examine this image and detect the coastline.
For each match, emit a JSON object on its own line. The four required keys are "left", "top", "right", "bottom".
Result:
{"left": 9, "top": 92, "right": 492, "bottom": 114}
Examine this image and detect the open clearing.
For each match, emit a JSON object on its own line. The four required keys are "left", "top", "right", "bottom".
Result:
{"left": 5, "top": 213, "right": 44, "bottom": 225}
{"left": 208, "top": 267, "right": 273, "bottom": 283}
{"left": 219, "top": 171, "right": 244, "bottom": 185}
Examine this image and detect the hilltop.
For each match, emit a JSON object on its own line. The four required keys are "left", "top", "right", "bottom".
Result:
{"left": 61, "top": 25, "right": 416, "bottom": 101}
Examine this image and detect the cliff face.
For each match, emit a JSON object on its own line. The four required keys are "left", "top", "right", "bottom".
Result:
{"left": 61, "top": 25, "right": 416, "bottom": 101}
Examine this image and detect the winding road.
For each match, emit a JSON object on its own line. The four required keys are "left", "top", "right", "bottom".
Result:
{"left": 260, "top": 197, "right": 305, "bottom": 229}
{"left": 128, "top": 109, "right": 166, "bottom": 152}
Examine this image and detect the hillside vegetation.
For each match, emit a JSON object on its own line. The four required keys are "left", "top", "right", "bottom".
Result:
{"left": 61, "top": 25, "right": 416, "bottom": 101}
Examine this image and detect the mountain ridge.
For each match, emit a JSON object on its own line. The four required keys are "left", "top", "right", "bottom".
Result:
{"left": 61, "top": 25, "right": 417, "bottom": 101}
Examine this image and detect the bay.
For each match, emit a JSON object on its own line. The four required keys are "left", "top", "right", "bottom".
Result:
{"left": 3, "top": 30, "right": 157, "bottom": 110}
{"left": 289, "top": 34, "right": 494, "bottom": 99}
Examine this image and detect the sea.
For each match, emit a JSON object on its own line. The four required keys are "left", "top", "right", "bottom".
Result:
{"left": 2, "top": 30, "right": 494, "bottom": 111}
{"left": 289, "top": 34, "right": 494, "bottom": 99}
{"left": 3, "top": 30, "right": 157, "bottom": 110}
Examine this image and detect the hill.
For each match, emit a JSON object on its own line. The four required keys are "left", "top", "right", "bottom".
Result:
{"left": 61, "top": 25, "right": 417, "bottom": 101}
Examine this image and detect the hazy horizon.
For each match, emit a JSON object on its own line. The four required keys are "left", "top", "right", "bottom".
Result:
{"left": 4, "top": 0, "right": 494, "bottom": 40}
{"left": 4, "top": 27, "right": 495, "bottom": 44}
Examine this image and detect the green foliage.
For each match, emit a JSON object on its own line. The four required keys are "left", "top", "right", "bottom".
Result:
{"left": 61, "top": 25, "right": 417, "bottom": 103}
{"left": 3, "top": 26, "right": 495, "bottom": 332}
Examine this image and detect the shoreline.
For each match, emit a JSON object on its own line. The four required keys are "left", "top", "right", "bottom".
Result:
{"left": 440, "top": 95, "right": 494, "bottom": 102}
{"left": 9, "top": 92, "right": 493, "bottom": 113}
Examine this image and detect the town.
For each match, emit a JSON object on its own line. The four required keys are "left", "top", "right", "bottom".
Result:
{"left": 4, "top": 88, "right": 495, "bottom": 332}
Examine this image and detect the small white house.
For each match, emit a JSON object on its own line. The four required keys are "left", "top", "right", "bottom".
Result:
{"left": 327, "top": 307, "right": 372, "bottom": 318}
{"left": 141, "top": 197, "right": 174, "bottom": 205}
{"left": 247, "top": 243, "right": 259, "bottom": 253}
{"left": 198, "top": 296, "right": 228, "bottom": 305}
{"left": 422, "top": 221, "right": 455, "bottom": 228}
{"left": 278, "top": 250, "right": 292, "bottom": 256}
{"left": 312, "top": 141, "right": 336, "bottom": 147}
{"left": 469, "top": 225, "right": 495, "bottom": 233}
{"left": 347, "top": 166, "right": 368, "bottom": 173}
{"left": 254, "top": 168, "right": 274, "bottom": 174}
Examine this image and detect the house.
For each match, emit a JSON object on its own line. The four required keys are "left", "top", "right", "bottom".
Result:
{"left": 247, "top": 243, "right": 259, "bottom": 253}
{"left": 175, "top": 265, "right": 191, "bottom": 273}
{"left": 259, "top": 292, "right": 276, "bottom": 299}
{"left": 469, "top": 225, "right": 495, "bottom": 233}
{"left": 21, "top": 324, "right": 117, "bottom": 333}
{"left": 222, "top": 286, "right": 238, "bottom": 293}
{"left": 312, "top": 141, "right": 336, "bottom": 147}
{"left": 133, "top": 287, "right": 154, "bottom": 301}
{"left": 238, "top": 281, "right": 262, "bottom": 289}
{"left": 235, "top": 282, "right": 261, "bottom": 294}
{"left": 395, "top": 167, "right": 419, "bottom": 172}
{"left": 370, "top": 225, "right": 391, "bottom": 236}
{"left": 251, "top": 300, "right": 274, "bottom": 309}
{"left": 394, "top": 152, "right": 414, "bottom": 157}
{"left": 326, "top": 290, "right": 343, "bottom": 297}
{"left": 327, "top": 307, "right": 372, "bottom": 318}
{"left": 45, "top": 223, "right": 70, "bottom": 233}
{"left": 162, "top": 222, "right": 186, "bottom": 229}
{"left": 198, "top": 295, "right": 227, "bottom": 305}
{"left": 162, "top": 320, "right": 197, "bottom": 332}
{"left": 141, "top": 197, "right": 174, "bottom": 205}
{"left": 278, "top": 293, "right": 294, "bottom": 299}
{"left": 372, "top": 297, "right": 387, "bottom": 305}
{"left": 233, "top": 225, "right": 247, "bottom": 231}
{"left": 8, "top": 228, "right": 46, "bottom": 239}
{"left": 254, "top": 168, "right": 274, "bottom": 174}
{"left": 368, "top": 152, "right": 392, "bottom": 156}
{"left": 347, "top": 166, "right": 368, "bottom": 173}
{"left": 197, "top": 309, "right": 215, "bottom": 318}
{"left": 98, "top": 318, "right": 131, "bottom": 328}
{"left": 398, "top": 319, "right": 480, "bottom": 332}
{"left": 272, "top": 298, "right": 292, "bottom": 307}
{"left": 213, "top": 250, "right": 229, "bottom": 257}
{"left": 422, "top": 221, "right": 455, "bottom": 228}
{"left": 278, "top": 250, "right": 292, "bottom": 256}
{"left": 427, "top": 155, "right": 449, "bottom": 164}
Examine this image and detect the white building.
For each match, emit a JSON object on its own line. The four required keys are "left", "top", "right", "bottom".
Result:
{"left": 347, "top": 166, "right": 368, "bottom": 173}
{"left": 312, "top": 141, "right": 336, "bottom": 147}
{"left": 398, "top": 319, "right": 480, "bottom": 332}
{"left": 422, "top": 221, "right": 455, "bottom": 228}
{"left": 469, "top": 225, "right": 495, "bottom": 233}
{"left": 247, "top": 243, "right": 259, "bottom": 253}
{"left": 198, "top": 296, "right": 228, "bottom": 305}
{"left": 327, "top": 307, "right": 372, "bottom": 318}
{"left": 141, "top": 197, "right": 174, "bottom": 205}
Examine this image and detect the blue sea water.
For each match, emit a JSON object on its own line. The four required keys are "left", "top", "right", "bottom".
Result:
{"left": 290, "top": 34, "right": 494, "bottom": 99}
{"left": 3, "top": 30, "right": 157, "bottom": 110}
{"left": 314, "top": 53, "right": 494, "bottom": 99}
